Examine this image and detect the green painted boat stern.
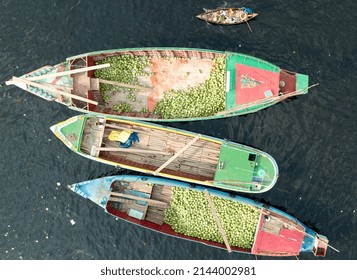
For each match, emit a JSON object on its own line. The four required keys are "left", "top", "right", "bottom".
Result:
{"left": 295, "top": 73, "right": 309, "bottom": 94}
{"left": 213, "top": 144, "right": 279, "bottom": 193}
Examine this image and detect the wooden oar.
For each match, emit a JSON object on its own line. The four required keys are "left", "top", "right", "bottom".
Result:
{"left": 153, "top": 134, "right": 201, "bottom": 176}
{"left": 110, "top": 192, "right": 168, "bottom": 208}
{"left": 204, "top": 190, "right": 232, "bottom": 253}
{"left": 9, "top": 77, "right": 98, "bottom": 106}
{"left": 245, "top": 19, "right": 253, "bottom": 32}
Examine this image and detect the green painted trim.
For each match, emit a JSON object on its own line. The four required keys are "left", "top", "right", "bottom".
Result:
{"left": 59, "top": 116, "right": 86, "bottom": 151}
{"left": 225, "top": 52, "right": 280, "bottom": 110}
{"left": 226, "top": 52, "right": 280, "bottom": 72}
{"left": 296, "top": 73, "right": 309, "bottom": 94}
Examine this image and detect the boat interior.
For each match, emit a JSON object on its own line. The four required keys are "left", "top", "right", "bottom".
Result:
{"left": 107, "top": 180, "right": 172, "bottom": 226}
{"left": 68, "top": 49, "right": 223, "bottom": 117}
{"left": 199, "top": 8, "right": 257, "bottom": 25}
{"left": 79, "top": 116, "right": 221, "bottom": 182}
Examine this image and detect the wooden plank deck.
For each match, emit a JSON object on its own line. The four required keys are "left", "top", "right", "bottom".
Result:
{"left": 108, "top": 183, "right": 173, "bottom": 226}
{"left": 99, "top": 120, "right": 220, "bottom": 179}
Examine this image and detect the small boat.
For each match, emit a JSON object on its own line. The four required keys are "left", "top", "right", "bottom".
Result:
{"left": 51, "top": 114, "right": 279, "bottom": 194}
{"left": 68, "top": 175, "right": 329, "bottom": 257}
{"left": 6, "top": 48, "right": 314, "bottom": 122}
{"left": 196, "top": 7, "right": 258, "bottom": 26}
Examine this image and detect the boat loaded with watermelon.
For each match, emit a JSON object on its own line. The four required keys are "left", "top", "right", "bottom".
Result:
{"left": 6, "top": 48, "right": 316, "bottom": 122}
{"left": 68, "top": 175, "right": 330, "bottom": 257}
{"left": 50, "top": 114, "right": 278, "bottom": 194}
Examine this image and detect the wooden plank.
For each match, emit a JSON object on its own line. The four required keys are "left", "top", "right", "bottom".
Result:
{"left": 153, "top": 134, "right": 202, "bottom": 175}
{"left": 105, "top": 123, "right": 153, "bottom": 134}
{"left": 110, "top": 192, "right": 168, "bottom": 208}
{"left": 204, "top": 190, "right": 232, "bottom": 253}
{"left": 130, "top": 182, "right": 153, "bottom": 194}
{"left": 24, "top": 64, "right": 110, "bottom": 81}
{"left": 10, "top": 77, "right": 98, "bottom": 106}
{"left": 146, "top": 207, "right": 165, "bottom": 225}
{"left": 92, "top": 146, "right": 172, "bottom": 155}
{"left": 99, "top": 78, "right": 149, "bottom": 91}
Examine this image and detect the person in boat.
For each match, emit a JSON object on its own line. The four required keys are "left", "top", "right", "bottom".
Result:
{"left": 242, "top": 7, "right": 253, "bottom": 15}
{"left": 108, "top": 130, "right": 139, "bottom": 148}
{"left": 218, "top": 10, "right": 227, "bottom": 23}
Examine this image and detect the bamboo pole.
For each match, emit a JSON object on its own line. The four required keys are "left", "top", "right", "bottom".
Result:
{"left": 153, "top": 134, "right": 201, "bottom": 175}
{"left": 6, "top": 64, "right": 111, "bottom": 85}
{"left": 93, "top": 146, "right": 172, "bottom": 155}
{"left": 204, "top": 190, "right": 232, "bottom": 253}
{"left": 9, "top": 77, "right": 98, "bottom": 105}
{"left": 110, "top": 192, "right": 168, "bottom": 208}
{"left": 27, "top": 63, "right": 110, "bottom": 81}
{"left": 99, "top": 78, "right": 149, "bottom": 91}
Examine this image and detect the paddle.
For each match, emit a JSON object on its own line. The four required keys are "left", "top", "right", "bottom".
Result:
{"left": 245, "top": 19, "right": 253, "bottom": 32}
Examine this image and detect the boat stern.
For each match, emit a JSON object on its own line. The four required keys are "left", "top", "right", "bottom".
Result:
{"left": 251, "top": 209, "right": 306, "bottom": 257}
{"left": 279, "top": 69, "right": 309, "bottom": 95}
{"left": 312, "top": 234, "right": 329, "bottom": 257}
{"left": 295, "top": 73, "right": 309, "bottom": 94}
{"left": 50, "top": 115, "right": 86, "bottom": 152}
{"left": 298, "top": 225, "right": 329, "bottom": 257}
{"left": 68, "top": 177, "right": 113, "bottom": 209}
{"left": 213, "top": 144, "right": 279, "bottom": 193}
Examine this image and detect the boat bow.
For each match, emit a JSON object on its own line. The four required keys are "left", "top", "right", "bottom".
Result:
{"left": 69, "top": 177, "right": 113, "bottom": 208}
{"left": 50, "top": 115, "right": 86, "bottom": 152}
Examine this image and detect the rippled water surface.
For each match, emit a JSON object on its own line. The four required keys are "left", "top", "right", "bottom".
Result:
{"left": 0, "top": 0, "right": 356, "bottom": 260}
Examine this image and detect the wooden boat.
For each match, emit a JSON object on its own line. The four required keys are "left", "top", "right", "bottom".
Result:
{"left": 68, "top": 175, "right": 330, "bottom": 257}
{"left": 6, "top": 48, "right": 315, "bottom": 122}
{"left": 51, "top": 114, "right": 279, "bottom": 194}
{"left": 196, "top": 7, "right": 258, "bottom": 26}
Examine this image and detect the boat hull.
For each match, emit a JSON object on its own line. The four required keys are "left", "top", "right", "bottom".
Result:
{"left": 51, "top": 114, "right": 279, "bottom": 194}
{"left": 7, "top": 47, "right": 310, "bottom": 122}
{"left": 69, "top": 175, "right": 328, "bottom": 257}
{"left": 196, "top": 7, "right": 258, "bottom": 25}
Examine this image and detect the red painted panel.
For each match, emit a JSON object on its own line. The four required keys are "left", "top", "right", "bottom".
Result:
{"left": 252, "top": 214, "right": 304, "bottom": 256}
{"left": 235, "top": 64, "right": 280, "bottom": 105}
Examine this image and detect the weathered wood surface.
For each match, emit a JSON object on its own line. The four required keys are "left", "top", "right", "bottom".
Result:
{"left": 110, "top": 192, "right": 168, "bottom": 208}
{"left": 82, "top": 118, "right": 220, "bottom": 179}
{"left": 204, "top": 189, "right": 232, "bottom": 253}
{"left": 26, "top": 64, "right": 110, "bottom": 81}
{"left": 153, "top": 134, "right": 201, "bottom": 175}
{"left": 10, "top": 77, "right": 98, "bottom": 105}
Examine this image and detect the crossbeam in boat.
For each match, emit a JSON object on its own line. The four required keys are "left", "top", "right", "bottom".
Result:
{"left": 110, "top": 192, "right": 168, "bottom": 208}
{"left": 204, "top": 189, "right": 232, "bottom": 253}
{"left": 98, "top": 78, "right": 150, "bottom": 91}
{"left": 91, "top": 146, "right": 173, "bottom": 156}
{"left": 153, "top": 134, "right": 201, "bottom": 176}
{"left": 15, "top": 64, "right": 110, "bottom": 82}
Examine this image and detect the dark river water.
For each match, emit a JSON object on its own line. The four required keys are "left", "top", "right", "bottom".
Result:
{"left": 0, "top": 0, "right": 356, "bottom": 261}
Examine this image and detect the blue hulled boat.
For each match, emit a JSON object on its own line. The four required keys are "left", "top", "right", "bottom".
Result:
{"left": 68, "top": 175, "right": 329, "bottom": 257}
